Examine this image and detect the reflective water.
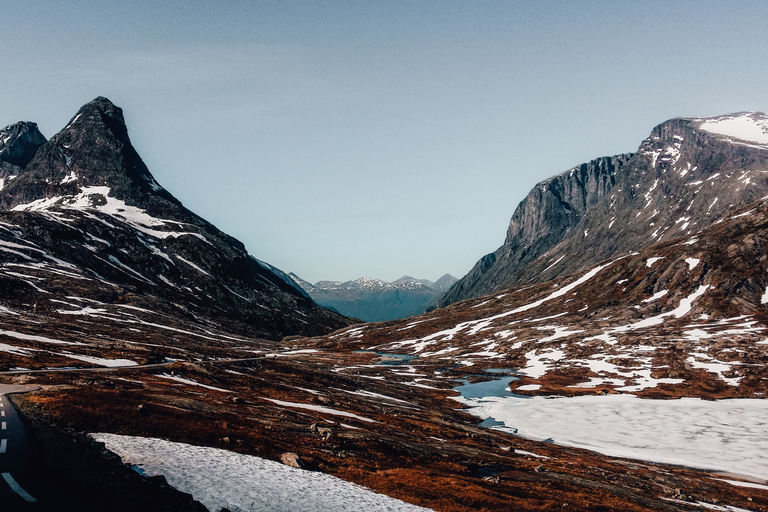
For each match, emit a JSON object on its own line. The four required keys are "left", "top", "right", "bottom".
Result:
{"left": 452, "top": 369, "right": 527, "bottom": 429}
{"left": 354, "top": 350, "right": 418, "bottom": 365}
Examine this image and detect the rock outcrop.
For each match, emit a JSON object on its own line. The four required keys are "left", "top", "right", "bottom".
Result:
{"left": 440, "top": 112, "right": 768, "bottom": 306}
{"left": 0, "top": 97, "right": 351, "bottom": 339}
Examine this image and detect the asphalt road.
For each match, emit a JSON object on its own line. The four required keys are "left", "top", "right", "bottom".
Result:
{"left": 0, "top": 384, "right": 41, "bottom": 510}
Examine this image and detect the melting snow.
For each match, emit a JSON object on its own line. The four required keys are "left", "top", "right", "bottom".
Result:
{"left": 698, "top": 113, "right": 768, "bottom": 145}
{"left": 0, "top": 328, "right": 83, "bottom": 345}
{"left": 646, "top": 257, "right": 664, "bottom": 267}
{"left": 60, "top": 353, "right": 138, "bottom": 367}
{"left": 453, "top": 394, "right": 768, "bottom": 480}
{"left": 642, "top": 290, "right": 668, "bottom": 303}
{"left": 263, "top": 398, "right": 378, "bottom": 423}
{"left": 158, "top": 373, "right": 232, "bottom": 393}
{"left": 92, "top": 434, "right": 432, "bottom": 512}
{"left": 10, "top": 186, "right": 202, "bottom": 240}
{"left": 614, "top": 285, "right": 709, "bottom": 331}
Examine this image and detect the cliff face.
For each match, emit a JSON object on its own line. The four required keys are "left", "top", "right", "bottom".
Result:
{"left": 0, "top": 97, "right": 352, "bottom": 339}
{"left": 440, "top": 154, "right": 632, "bottom": 305}
{"left": 440, "top": 112, "right": 768, "bottom": 306}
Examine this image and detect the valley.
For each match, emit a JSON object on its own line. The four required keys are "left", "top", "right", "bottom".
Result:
{"left": 0, "top": 99, "right": 767, "bottom": 511}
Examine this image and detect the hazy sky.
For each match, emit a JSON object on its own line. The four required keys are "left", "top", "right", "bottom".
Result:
{"left": 2, "top": 1, "right": 766, "bottom": 283}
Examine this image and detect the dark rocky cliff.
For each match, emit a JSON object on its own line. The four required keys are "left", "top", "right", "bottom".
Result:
{"left": 0, "top": 97, "right": 351, "bottom": 339}
{"left": 440, "top": 154, "right": 632, "bottom": 305}
{"left": 440, "top": 112, "right": 768, "bottom": 306}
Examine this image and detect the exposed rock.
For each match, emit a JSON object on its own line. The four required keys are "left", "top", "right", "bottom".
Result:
{"left": 0, "top": 97, "right": 352, "bottom": 339}
{"left": 280, "top": 452, "right": 305, "bottom": 468}
{"left": 441, "top": 112, "right": 768, "bottom": 305}
{"left": 0, "top": 120, "right": 46, "bottom": 169}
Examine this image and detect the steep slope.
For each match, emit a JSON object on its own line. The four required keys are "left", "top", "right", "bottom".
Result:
{"left": 0, "top": 97, "right": 350, "bottom": 339}
{"left": 319, "top": 195, "right": 768, "bottom": 399}
{"left": 440, "top": 112, "right": 768, "bottom": 305}
{"left": 291, "top": 274, "right": 457, "bottom": 322}
{"left": 0, "top": 121, "right": 47, "bottom": 178}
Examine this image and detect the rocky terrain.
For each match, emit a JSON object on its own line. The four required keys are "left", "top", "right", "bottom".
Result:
{"left": 0, "top": 101, "right": 767, "bottom": 512}
{"left": 316, "top": 196, "right": 768, "bottom": 400}
{"left": 291, "top": 273, "right": 457, "bottom": 321}
{"left": 0, "top": 98, "right": 351, "bottom": 340}
{"left": 441, "top": 112, "right": 768, "bottom": 306}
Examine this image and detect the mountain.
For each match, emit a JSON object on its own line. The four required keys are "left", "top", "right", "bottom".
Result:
{"left": 0, "top": 97, "right": 351, "bottom": 340}
{"left": 319, "top": 193, "right": 768, "bottom": 399}
{"left": 440, "top": 112, "right": 768, "bottom": 306}
{"left": 0, "top": 121, "right": 47, "bottom": 170}
{"left": 290, "top": 273, "right": 457, "bottom": 321}
{"left": 0, "top": 102, "right": 764, "bottom": 512}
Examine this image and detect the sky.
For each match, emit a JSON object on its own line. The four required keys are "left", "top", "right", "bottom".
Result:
{"left": 1, "top": 1, "right": 767, "bottom": 283}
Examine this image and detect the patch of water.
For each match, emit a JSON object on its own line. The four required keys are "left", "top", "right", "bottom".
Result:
{"left": 452, "top": 369, "right": 526, "bottom": 429}
{"left": 355, "top": 350, "right": 418, "bottom": 365}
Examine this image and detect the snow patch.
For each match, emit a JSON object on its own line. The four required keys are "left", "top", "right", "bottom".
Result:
{"left": 92, "top": 434, "right": 432, "bottom": 512}
{"left": 452, "top": 394, "right": 768, "bottom": 481}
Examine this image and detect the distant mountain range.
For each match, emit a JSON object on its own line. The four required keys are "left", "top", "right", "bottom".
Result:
{"left": 290, "top": 273, "right": 457, "bottom": 322}
{"left": 440, "top": 112, "right": 768, "bottom": 306}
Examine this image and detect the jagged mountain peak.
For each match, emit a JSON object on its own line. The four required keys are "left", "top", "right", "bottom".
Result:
{"left": 0, "top": 98, "right": 351, "bottom": 339}
{"left": 0, "top": 96, "right": 183, "bottom": 219}
{"left": 64, "top": 96, "right": 130, "bottom": 143}
{"left": 0, "top": 121, "right": 47, "bottom": 169}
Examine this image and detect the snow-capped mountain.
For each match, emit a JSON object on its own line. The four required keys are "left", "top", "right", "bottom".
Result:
{"left": 290, "top": 273, "right": 457, "bottom": 321}
{"left": 440, "top": 112, "right": 768, "bottom": 306}
{"left": 0, "top": 97, "right": 351, "bottom": 339}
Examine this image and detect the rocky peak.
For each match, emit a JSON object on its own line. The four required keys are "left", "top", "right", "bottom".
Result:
{"left": 433, "top": 273, "right": 458, "bottom": 291}
{"left": 440, "top": 111, "right": 768, "bottom": 307}
{"left": 0, "top": 121, "right": 46, "bottom": 169}
{"left": 0, "top": 96, "right": 177, "bottom": 214}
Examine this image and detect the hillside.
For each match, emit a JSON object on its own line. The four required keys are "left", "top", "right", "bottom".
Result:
{"left": 441, "top": 112, "right": 768, "bottom": 306}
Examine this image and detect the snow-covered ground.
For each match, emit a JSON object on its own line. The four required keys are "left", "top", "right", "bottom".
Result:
{"left": 92, "top": 433, "right": 433, "bottom": 512}
{"left": 452, "top": 393, "right": 768, "bottom": 481}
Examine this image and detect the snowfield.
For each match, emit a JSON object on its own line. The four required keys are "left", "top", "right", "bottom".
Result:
{"left": 697, "top": 112, "right": 768, "bottom": 146}
{"left": 92, "top": 433, "right": 433, "bottom": 512}
{"left": 452, "top": 393, "right": 768, "bottom": 481}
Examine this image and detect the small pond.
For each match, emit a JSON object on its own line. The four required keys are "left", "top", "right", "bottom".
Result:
{"left": 354, "top": 350, "right": 418, "bottom": 365}
{"left": 452, "top": 369, "right": 528, "bottom": 429}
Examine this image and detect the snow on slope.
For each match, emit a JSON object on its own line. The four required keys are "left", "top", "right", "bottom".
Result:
{"left": 452, "top": 394, "right": 768, "bottom": 481}
{"left": 10, "top": 185, "right": 202, "bottom": 240}
{"left": 696, "top": 112, "right": 768, "bottom": 146}
{"left": 92, "top": 434, "right": 433, "bottom": 512}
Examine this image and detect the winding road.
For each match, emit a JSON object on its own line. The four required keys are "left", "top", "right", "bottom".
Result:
{"left": 0, "top": 385, "right": 41, "bottom": 509}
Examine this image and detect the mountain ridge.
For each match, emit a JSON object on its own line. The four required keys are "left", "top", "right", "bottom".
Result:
{"left": 291, "top": 273, "right": 457, "bottom": 321}
{"left": 440, "top": 111, "right": 768, "bottom": 306}
{"left": 0, "top": 97, "right": 351, "bottom": 339}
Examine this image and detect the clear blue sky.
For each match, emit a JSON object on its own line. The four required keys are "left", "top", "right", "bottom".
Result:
{"left": 2, "top": 1, "right": 766, "bottom": 283}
